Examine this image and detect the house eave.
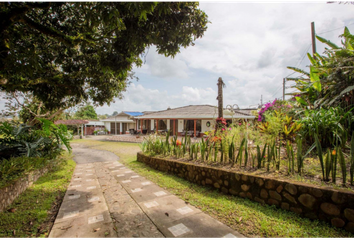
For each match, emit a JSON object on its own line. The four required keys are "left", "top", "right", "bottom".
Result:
{"left": 134, "top": 115, "right": 255, "bottom": 119}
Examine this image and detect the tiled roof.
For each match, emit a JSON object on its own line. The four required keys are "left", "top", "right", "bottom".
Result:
{"left": 136, "top": 105, "right": 254, "bottom": 119}
{"left": 54, "top": 119, "right": 89, "bottom": 125}
{"left": 123, "top": 111, "right": 144, "bottom": 116}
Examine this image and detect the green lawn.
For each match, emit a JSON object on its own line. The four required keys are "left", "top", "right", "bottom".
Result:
{"left": 0, "top": 152, "right": 76, "bottom": 238}
{"left": 71, "top": 139, "right": 353, "bottom": 238}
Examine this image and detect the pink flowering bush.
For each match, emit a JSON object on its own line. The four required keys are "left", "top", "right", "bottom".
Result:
{"left": 258, "top": 99, "right": 293, "bottom": 122}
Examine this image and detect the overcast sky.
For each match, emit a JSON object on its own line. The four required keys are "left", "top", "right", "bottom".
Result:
{"left": 1, "top": 1, "right": 354, "bottom": 116}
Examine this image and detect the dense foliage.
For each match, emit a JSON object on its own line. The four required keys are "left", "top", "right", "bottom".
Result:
{"left": 74, "top": 105, "right": 98, "bottom": 120}
{"left": 0, "top": 119, "right": 71, "bottom": 160}
{"left": 287, "top": 27, "right": 354, "bottom": 110}
{"left": 0, "top": 2, "right": 208, "bottom": 112}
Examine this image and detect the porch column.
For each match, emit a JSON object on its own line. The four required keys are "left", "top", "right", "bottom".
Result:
{"left": 194, "top": 119, "right": 197, "bottom": 137}
{"left": 81, "top": 124, "right": 83, "bottom": 138}
{"left": 173, "top": 119, "right": 176, "bottom": 136}
{"left": 141, "top": 119, "right": 143, "bottom": 133}
{"left": 136, "top": 119, "right": 138, "bottom": 130}
{"left": 150, "top": 119, "right": 154, "bottom": 131}
{"left": 156, "top": 119, "right": 159, "bottom": 132}
{"left": 114, "top": 116, "right": 117, "bottom": 135}
{"left": 120, "top": 122, "right": 122, "bottom": 134}
{"left": 167, "top": 119, "right": 170, "bottom": 133}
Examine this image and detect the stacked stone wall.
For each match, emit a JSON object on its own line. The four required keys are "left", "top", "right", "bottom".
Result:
{"left": 0, "top": 166, "right": 51, "bottom": 212}
{"left": 137, "top": 152, "right": 354, "bottom": 233}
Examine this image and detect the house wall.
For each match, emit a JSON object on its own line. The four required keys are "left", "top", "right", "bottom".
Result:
{"left": 104, "top": 122, "right": 111, "bottom": 132}
{"left": 201, "top": 120, "right": 213, "bottom": 133}
{"left": 87, "top": 121, "right": 104, "bottom": 126}
{"left": 178, "top": 119, "right": 184, "bottom": 132}
{"left": 128, "top": 123, "right": 135, "bottom": 130}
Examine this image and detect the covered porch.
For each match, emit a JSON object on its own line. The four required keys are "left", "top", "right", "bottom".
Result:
{"left": 135, "top": 118, "right": 206, "bottom": 137}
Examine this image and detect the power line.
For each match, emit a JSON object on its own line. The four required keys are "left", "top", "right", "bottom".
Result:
{"left": 317, "top": 22, "right": 354, "bottom": 35}
{"left": 284, "top": 43, "right": 312, "bottom": 79}
{"left": 271, "top": 84, "right": 283, "bottom": 98}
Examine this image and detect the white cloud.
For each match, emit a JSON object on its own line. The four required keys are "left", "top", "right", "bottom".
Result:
{"left": 97, "top": 84, "right": 218, "bottom": 114}
{"left": 139, "top": 46, "right": 190, "bottom": 79}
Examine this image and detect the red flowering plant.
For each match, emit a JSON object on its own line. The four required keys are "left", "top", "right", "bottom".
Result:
{"left": 215, "top": 117, "right": 227, "bottom": 131}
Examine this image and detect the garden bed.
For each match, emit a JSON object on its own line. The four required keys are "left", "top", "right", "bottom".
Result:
{"left": 138, "top": 152, "right": 354, "bottom": 233}
{"left": 164, "top": 150, "right": 354, "bottom": 192}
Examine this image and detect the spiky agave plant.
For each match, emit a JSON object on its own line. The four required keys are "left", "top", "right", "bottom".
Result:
{"left": 194, "top": 143, "right": 199, "bottom": 160}
{"left": 338, "top": 147, "right": 346, "bottom": 185}
{"left": 244, "top": 139, "right": 249, "bottom": 167}
{"left": 332, "top": 147, "right": 338, "bottom": 184}
{"left": 229, "top": 141, "right": 235, "bottom": 164}
{"left": 286, "top": 141, "right": 295, "bottom": 174}
{"left": 233, "top": 138, "right": 246, "bottom": 167}
{"left": 200, "top": 138, "right": 207, "bottom": 161}
{"left": 256, "top": 143, "right": 267, "bottom": 169}
{"left": 350, "top": 131, "right": 354, "bottom": 185}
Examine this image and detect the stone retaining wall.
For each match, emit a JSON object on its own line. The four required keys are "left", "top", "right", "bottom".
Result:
{"left": 137, "top": 152, "right": 354, "bottom": 233}
{"left": 0, "top": 165, "right": 52, "bottom": 212}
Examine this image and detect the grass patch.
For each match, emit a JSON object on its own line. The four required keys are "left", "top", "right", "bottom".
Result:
{"left": 0, "top": 155, "right": 60, "bottom": 189}
{"left": 71, "top": 139, "right": 353, "bottom": 237}
{"left": 0, "top": 152, "right": 76, "bottom": 237}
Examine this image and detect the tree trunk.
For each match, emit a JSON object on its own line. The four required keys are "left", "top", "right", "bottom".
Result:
{"left": 217, "top": 77, "right": 224, "bottom": 118}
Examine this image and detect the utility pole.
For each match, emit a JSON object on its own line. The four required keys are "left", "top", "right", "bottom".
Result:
{"left": 311, "top": 22, "right": 317, "bottom": 59}
{"left": 283, "top": 78, "right": 285, "bottom": 101}
{"left": 217, "top": 77, "right": 224, "bottom": 118}
{"left": 260, "top": 95, "right": 263, "bottom": 106}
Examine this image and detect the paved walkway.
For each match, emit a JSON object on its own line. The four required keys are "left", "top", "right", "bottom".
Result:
{"left": 49, "top": 145, "right": 244, "bottom": 238}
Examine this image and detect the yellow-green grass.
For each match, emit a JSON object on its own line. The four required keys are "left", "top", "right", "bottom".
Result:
{"left": 71, "top": 139, "right": 353, "bottom": 237}
{"left": 0, "top": 152, "right": 76, "bottom": 237}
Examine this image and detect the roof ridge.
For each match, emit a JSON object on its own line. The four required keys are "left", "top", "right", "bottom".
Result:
{"left": 140, "top": 104, "right": 218, "bottom": 117}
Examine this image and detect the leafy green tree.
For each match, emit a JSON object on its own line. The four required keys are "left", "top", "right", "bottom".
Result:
{"left": 74, "top": 105, "right": 98, "bottom": 120}
{"left": 0, "top": 2, "right": 208, "bottom": 111}
{"left": 112, "top": 111, "right": 119, "bottom": 116}
{"left": 98, "top": 114, "right": 108, "bottom": 120}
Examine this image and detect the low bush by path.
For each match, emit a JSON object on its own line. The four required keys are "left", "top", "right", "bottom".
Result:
{"left": 71, "top": 139, "right": 353, "bottom": 237}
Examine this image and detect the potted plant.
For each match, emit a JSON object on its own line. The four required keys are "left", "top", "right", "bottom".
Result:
{"left": 93, "top": 130, "right": 97, "bottom": 135}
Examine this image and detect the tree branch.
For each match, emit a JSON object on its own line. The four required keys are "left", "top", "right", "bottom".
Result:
{"left": 20, "top": 16, "right": 75, "bottom": 47}
{"left": 12, "top": 92, "right": 45, "bottom": 117}
{"left": 26, "top": 2, "right": 52, "bottom": 9}
{"left": 48, "top": 109, "right": 64, "bottom": 120}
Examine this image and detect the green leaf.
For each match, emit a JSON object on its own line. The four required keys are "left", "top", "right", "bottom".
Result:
{"left": 310, "top": 66, "right": 321, "bottom": 92}
{"left": 295, "top": 97, "right": 308, "bottom": 106}
{"left": 307, "top": 53, "right": 318, "bottom": 66}
{"left": 316, "top": 35, "right": 340, "bottom": 49}
{"left": 287, "top": 66, "right": 310, "bottom": 77}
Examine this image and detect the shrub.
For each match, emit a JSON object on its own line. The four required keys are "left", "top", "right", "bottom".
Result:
{"left": 0, "top": 119, "right": 71, "bottom": 161}
{"left": 297, "top": 107, "right": 354, "bottom": 149}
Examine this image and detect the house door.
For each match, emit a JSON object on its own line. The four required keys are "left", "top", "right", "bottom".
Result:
{"left": 110, "top": 122, "right": 121, "bottom": 134}
{"left": 110, "top": 122, "right": 116, "bottom": 134}
{"left": 122, "top": 123, "right": 128, "bottom": 133}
